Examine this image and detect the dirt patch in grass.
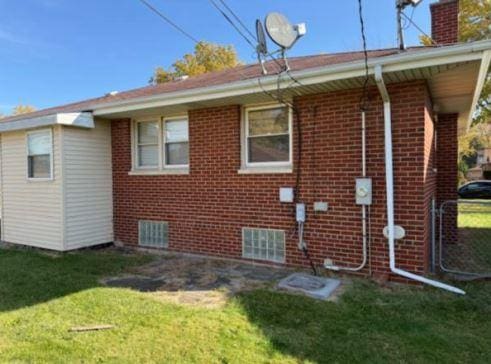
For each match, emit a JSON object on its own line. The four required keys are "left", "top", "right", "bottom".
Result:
{"left": 102, "top": 252, "right": 299, "bottom": 308}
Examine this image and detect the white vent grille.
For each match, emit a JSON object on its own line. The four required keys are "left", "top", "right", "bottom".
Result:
{"left": 242, "top": 228, "right": 285, "bottom": 263}
{"left": 138, "top": 220, "right": 168, "bottom": 248}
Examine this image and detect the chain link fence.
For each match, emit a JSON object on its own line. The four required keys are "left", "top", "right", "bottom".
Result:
{"left": 439, "top": 200, "right": 491, "bottom": 277}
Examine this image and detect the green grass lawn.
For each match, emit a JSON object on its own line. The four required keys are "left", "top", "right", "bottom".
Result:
{"left": 0, "top": 248, "right": 490, "bottom": 363}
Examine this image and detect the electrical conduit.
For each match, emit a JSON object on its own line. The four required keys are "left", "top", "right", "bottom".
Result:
{"left": 374, "top": 65, "right": 465, "bottom": 295}
{"left": 324, "top": 111, "right": 368, "bottom": 272}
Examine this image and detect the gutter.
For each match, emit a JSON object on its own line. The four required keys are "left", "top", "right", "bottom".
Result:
{"left": 374, "top": 65, "right": 465, "bottom": 295}
{"left": 92, "top": 39, "right": 491, "bottom": 116}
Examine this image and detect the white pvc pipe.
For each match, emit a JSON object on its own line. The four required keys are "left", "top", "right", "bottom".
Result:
{"left": 325, "top": 111, "right": 368, "bottom": 272}
{"left": 375, "top": 65, "right": 465, "bottom": 295}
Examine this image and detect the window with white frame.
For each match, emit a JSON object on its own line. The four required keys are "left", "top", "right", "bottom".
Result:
{"left": 245, "top": 105, "right": 291, "bottom": 166}
{"left": 136, "top": 121, "right": 159, "bottom": 168}
{"left": 27, "top": 129, "right": 52, "bottom": 179}
{"left": 164, "top": 118, "right": 189, "bottom": 167}
{"left": 134, "top": 116, "right": 189, "bottom": 170}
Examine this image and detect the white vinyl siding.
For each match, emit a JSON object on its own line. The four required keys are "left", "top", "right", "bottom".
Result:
{"left": 1, "top": 126, "right": 64, "bottom": 249}
{"left": 62, "top": 120, "right": 113, "bottom": 249}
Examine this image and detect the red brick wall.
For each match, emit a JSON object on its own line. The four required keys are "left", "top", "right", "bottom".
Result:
{"left": 430, "top": 0, "right": 459, "bottom": 45}
{"left": 112, "top": 80, "right": 433, "bottom": 278}
{"left": 437, "top": 113, "right": 459, "bottom": 203}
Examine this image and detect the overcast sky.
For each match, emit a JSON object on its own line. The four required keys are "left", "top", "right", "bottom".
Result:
{"left": 0, "top": 0, "right": 433, "bottom": 114}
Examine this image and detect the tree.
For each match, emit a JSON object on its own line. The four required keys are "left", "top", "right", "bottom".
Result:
{"left": 150, "top": 42, "right": 241, "bottom": 84}
{"left": 12, "top": 105, "right": 36, "bottom": 115}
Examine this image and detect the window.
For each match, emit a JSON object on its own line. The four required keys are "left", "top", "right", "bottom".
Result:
{"left": 164, "top": 118, "right": 189, "bottom": 167}
{"left": 136, "top": 121, "right": 159, "bottom": 168}
{"left": 242, "top": 227, "right": 285, "bottom": 263}
{"left": 133, "top": 116, "right": 189, "bottom": 172}
{"left": 138, "top": 220, "right": 169, "bottom": 248}
{"left": 27, "top": 129, "right": 52, "bottom": 179}
{"left": 245, "top": 105, "right": 291, "bottom": 167}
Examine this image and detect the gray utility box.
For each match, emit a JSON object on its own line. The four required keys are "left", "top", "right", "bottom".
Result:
{"left": 355, "top": 178, "right": 372, "bottom": 205}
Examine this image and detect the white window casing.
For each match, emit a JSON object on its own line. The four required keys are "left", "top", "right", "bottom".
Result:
{"left": 131, "top": 115, "right": 189, "bottom": 174}
{"left": 240, "top": 104, "right": 293, "bottom": 173}
{"left": 26, "top": 128, "right": 53, "bottom": 181}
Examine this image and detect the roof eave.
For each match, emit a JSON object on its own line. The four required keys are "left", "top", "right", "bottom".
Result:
{"left": 0, "top": 112, "right": 94, "bottom": 133}
{"left": 92, "top": 39, "right": 491, "bottom": 117}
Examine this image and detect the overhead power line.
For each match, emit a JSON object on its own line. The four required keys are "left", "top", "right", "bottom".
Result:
{"left": 217, "top": 0, "right": 256, "bottom": 41}
{"left": 400, "top": 11, "right": 437, "bottom": 45}
{"left": 137, "top": 0, "right": 200, "bottom": 44}
{"left": 207, "top": 0, "right": 257, "bottom": 50}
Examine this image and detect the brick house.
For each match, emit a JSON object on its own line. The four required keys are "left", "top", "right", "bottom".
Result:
{"left": 0, "top": 0, "right": 490, "bottom": 288}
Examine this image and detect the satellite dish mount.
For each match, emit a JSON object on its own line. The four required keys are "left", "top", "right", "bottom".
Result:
{"left": 255, "top": 12, "right": 306, "bottom": 74}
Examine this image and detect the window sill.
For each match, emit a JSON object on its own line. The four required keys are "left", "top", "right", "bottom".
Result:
{"left": 238, "top": 166, "right": 293, "bottom": 175}
{"left": 129, "top": 168, "right": 189, "bottom": 176}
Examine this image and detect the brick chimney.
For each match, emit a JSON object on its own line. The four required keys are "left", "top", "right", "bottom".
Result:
{"left": 430, "top": 0, "right": 459, "bottom": 45}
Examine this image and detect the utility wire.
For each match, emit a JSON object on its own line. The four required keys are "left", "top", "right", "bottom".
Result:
{"left": 217, "top": 0, "right": 256, "bottom": 41}
{"left": 137, "top": 0, "right": 200, "bottom": 44}
{"left": 208, "top": 0, "right": 257, "bottom": 50}
{"left": 358, "top": 0, "right": 370, "bottom": 111}
{"left": 400, "top": 11, "right": 438, "bottom": 45}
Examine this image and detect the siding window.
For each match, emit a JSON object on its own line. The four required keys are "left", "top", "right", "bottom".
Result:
{"left": 27, "top": 129, "right": 52, "bottom": 179}
{"left": 164, "top": 118, "right": 189, "bottom": 166}
{"left": 136, "top": 121, "right": 159, "bottom": 167}
{"left": 245, "top": 105, "right": 291, "bottom": 167}
{"left": 242, "top": 227, "right": 285, "bottom": 263}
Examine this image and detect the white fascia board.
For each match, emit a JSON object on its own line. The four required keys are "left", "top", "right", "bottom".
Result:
{"left": 92, "top": 39, "right": 491, "bottom": 116}
{"left": 467, "top": 50, "right": 491, "bottom": 130}
{"left": 0, "top": 112, "right": 94, "bottom": 133}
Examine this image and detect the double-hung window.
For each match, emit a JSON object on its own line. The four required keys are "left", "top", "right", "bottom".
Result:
{"left": 134, "top": 116, "right": 189, "bottom": 171}
{"left": 136, "top": 121, "right": 159, "bottom": 168}
{"left": 164, "top": 117, "right": 189, "bottom": 167}
{"left": 27, "top": 129, "right": 52, "bottom": 179}
{"left": 244, "top": 105, "right": 291, "bottom": 168}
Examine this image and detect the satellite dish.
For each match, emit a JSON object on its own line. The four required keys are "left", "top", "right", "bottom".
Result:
{"left": 265, "top": 12, "right": 298, "bottom": 49}
{"left": 256, "top": 19, "right": 268, "bottom": 55}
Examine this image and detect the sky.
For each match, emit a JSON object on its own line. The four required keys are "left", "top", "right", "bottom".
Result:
{"left": 0, "top": 0, "right": 433, "bottom": 115}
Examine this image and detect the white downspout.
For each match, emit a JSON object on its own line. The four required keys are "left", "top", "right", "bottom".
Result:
{"left": 374, "top": 65, "right": 465, "bottom": 295}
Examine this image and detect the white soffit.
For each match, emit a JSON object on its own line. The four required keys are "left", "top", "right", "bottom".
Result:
{"left": 0, "top": 112, "right": 94, "bottom": 132}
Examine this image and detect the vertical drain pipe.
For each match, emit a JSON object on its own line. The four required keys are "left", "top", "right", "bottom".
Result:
{"left": 374, "top": 65, "right": 465, "bottom": 295}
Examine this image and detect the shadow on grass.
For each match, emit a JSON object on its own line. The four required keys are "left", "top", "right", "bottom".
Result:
{"left": 232, "top": 281, "right": 491, "bottom": 363}
{"left": 0, "top": 247, "right": 148, "bottom": 312}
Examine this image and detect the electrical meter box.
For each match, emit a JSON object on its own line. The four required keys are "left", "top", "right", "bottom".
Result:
{"left": 355, "top": 178, "right": 372, "bottom": 205}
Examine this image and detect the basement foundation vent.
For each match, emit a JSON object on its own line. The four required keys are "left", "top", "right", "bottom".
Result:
{"left": 242, "top": 228, "right": 285, "bottom": 263}
{"left": 138, "top": 220, "right": 168, "bottom": 248}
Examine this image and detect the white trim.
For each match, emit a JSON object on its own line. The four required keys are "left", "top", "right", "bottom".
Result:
{"left": 0, "top": 112, "right": 93, "bottom": 133}
{"left": 60, "top": 125, "right": 67, "bottom": 250}
{"left": 242, "top": 104, "right": 292, "bottom": 169}
{"left": 131, "top": 114, "right": 189, "bottom": 173}
{"left": 238, "top": 167, "right": 292, "bottom": 174}
{"left": 26, "top": 128, "right": 54, "bottom": 181}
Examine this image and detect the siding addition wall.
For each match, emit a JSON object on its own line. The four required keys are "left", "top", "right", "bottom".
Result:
{"left": 62, "top": 120, "right": 113, "bottom": 249}
{"left": 0, "top": 126, "right": 64, "bottom": 249}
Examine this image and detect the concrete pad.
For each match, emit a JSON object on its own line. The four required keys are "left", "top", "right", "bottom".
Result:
{"left": 278, "top": 273, "right": 341, "bottom": 300}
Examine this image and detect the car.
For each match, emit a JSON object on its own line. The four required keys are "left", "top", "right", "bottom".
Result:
{"left": 458, "top": 180, "right": 491, "bottom": 199}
